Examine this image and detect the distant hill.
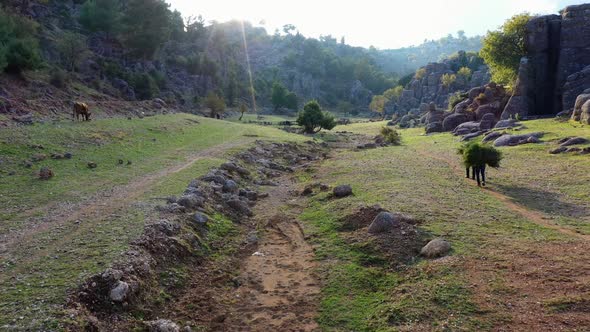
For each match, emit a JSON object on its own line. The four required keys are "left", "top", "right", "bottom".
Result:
{"left": 0, "top": 0, "right": 483, "bottom": 118}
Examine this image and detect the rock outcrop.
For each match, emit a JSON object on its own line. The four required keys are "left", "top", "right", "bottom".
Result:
{"left": 502, "top": 4, "right": 590, "bottom": 119}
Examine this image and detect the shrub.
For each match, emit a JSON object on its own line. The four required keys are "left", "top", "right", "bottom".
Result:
{"left": 50, "top": 68, "right": 69, "bottom": 88}
{"left": 204, "top": 92, "right": 226, "bottom": 117}
{"left": 415, "top": 68, "right": 427, "bottom": 80}
{"left": 441, "top": 73, "right": 457, "bottom": 87}
{"left": 56, "top": 31, "right": 88, "bottom": 71}
{"left": 130, "top": 72, "right": 159, "bottom": 100}
{"left": 0, "top": 8, "right": 42, "bottom": 73}
{"left": 475, "top": 93, "right": 487, "bottom": 104}
{"left": 457, "top": 67, "right": 472, "bottom": 80}
{"left": 448, "top": 92, "right": 468, "bottom": 111}
{"left": 296, "top": 100, "right": 336, "bottom": 134}
{"left": 380, "top": 127, "right": 401, "bottom": 145}
{"left": 79, "top": 0, "right": 121, "bottom": 34}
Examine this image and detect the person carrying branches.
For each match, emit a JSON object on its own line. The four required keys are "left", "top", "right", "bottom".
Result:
{"left": 457, "top": 142, "right": 502, "bottom": 187}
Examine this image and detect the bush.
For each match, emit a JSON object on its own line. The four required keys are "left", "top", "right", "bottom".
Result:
{"left": 204, "top": 92, "right": 226, "bottom": 117}
{"left": 415, "top": 68, "right": 427, "bottom": 80}
{"left": 50, "top": 68, "right": 69, "bottom": 88}
{"left": 457, "top": 67, "right": 472, "bottom": 80}
{"left": 0, "top": 8, "right": 42, "bottom": 73}
{"left": 79, "top": 0, "right": 121, "bottom": 34}
{"left": 56, "top": 31, "right": 88, "bottom": 71}
{"left": 448, "top": 92, "right": 468, "bottom": 111}
{"left": 296, "top": 100, "right": 336, "bottom": 134}
{"left": 380, "top": 127, "right": 401, "bottom": 145}
{"left": 441, "top": 73, "right": 457, "bottom": 87}
{"left": 130, "top": 72, "right": 159, "bottom": 100}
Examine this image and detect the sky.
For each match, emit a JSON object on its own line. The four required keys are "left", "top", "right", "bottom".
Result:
{"left": 168, "top": 0, "right": 587, "bottom": 49}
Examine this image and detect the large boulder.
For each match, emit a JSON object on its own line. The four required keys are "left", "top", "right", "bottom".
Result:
{"left": 109, "top": 281, "right": 130, "bottom": 302}
{"left": 479, "top": 113, "right": 497, "bottom": 131}
{"left": 425, "top": 121, "right": 443, "bottom": 134}
{"left": 580, "top": 100, "right": 590, "bottom": 124}
{"left": 442, "top": 113, "right": 471, "bottom": 132}
{"left": 147, "top": 319, "right": 180, "bottom": 332}
{"left": 453, "top": 121, "right": 480, "bottom": 136}
{"left": 494, "top": 132, "right": 544, "bottom": 147}
{"left": 571, "top": 93, "right": 590, "bottom": 121}
{"left": 367, "top": 212, "right": 400, "bottom": 234}
{"left": 420, "top": 238, "right": 451, "bottom": 258}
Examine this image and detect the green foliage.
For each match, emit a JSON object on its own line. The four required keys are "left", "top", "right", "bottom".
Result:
{"left": 79, "top": 0, "right": 121, "bottom": 34}
{"left": 480, "top": 13, "right": 532, "bottom": 85}
{"left": 369, "top": 95, "right": 387, "bottom": 115}
{"left": 205, "top": 92, "right": 226, "bottom": 117}
{"left": 415, "top": 68, "right": 427, "bottom": 80}
{"left": 383, "top": 86, "right": 403, "bottom": 102}
{"left": 441, "top": 73, "right": 457, "bottom": 87}
{"left": 380, "top": 127, "right": 401, "bottom": 145}
{"left": 56, "top": 31, "right": 88, "bottom": 71}
{"left": 238, "top": 102, "right": 248, "bottom": 120}
{"left": 448, "top": 92, "right": 468, "bottom": 111}
{"left": 296, "top": 100, "right": 336, "bottom": 133}
{"left": 458, "top": 142, "right": 503, "bottom": 168}
{"left": 0, "top": 8, "right": 42, "bottom": 73}
{"left": 130, "top": 72, "right": 159, "bottom": 100}
{"left": 398, "top": 73, "right": 414, "bottom": 87}
{"left": 49, "top": 67, "right": 69, "bottom": 88}
{"left": 120, "top": 0, "right": 171, "bottom": 59}
{"left": 271, "top": 82, "right": 298, "bottom": 110}
{"left": 457, "top": 67, "right": 472, "bottom": 80}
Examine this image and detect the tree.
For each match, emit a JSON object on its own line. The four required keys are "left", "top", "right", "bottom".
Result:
{"left": 284, "top": 92, "right": 298, "bottom": 110}
{"left": 369, "top": 95, "right": 387, "bottom": 118}
{"left": 282, "top": 24, "right": 296, "bottom": 35}
{"left": 56, "top": 32, "right": 88, "bottom": 71}
{"left": 238, "top": 102, "right": 248, "bottom": 121}
{"left": 271, "top": 82, "right": 287, "bottom": 111}
{"left": 441, "top": 73, "right": 457, "bottom": 88}
{"left": 78, "top": 0, "right": 121, "bottom": 35}
{"left": 383, "top": 86, "right": 403, "bottom": 102}
{"left": 457, "top": 67, "right": 472, "bottom": 81}
{"left": 296, "top": 100, "right": 336, "bottom": 134}
{"left": 480, "top": 13, "right": 532, "bottom": 85}
{"left": 205, "top": 92, "right": 226, "bottom": 118}
{"left": 0, "top": 8, "right": 42, "bottom": 73}
{"left": 121, "top": 0, "right": 172, "bottom": 59}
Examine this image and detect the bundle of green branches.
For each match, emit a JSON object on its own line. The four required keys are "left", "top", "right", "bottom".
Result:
{"left": 380, "top": 127, "right": 401, "bottom": 145}
{"left": 457, "top": 142, "right": 502, "bottom": 168}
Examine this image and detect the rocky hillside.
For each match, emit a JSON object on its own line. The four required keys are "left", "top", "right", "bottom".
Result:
{"left": 0, "top": 0, "right": 484, "bottom": 125}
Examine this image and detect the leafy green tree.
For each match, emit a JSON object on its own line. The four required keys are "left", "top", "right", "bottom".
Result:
{"left": 131, "top": 72, "right": 159, "bottom": 100}
{"left": 457, "top": 67, "right": 472, "bottom": 81}
{"left": 369, "top": 95, "right": 387, "bottom": 117}
{"left": 121, "top": 0, "right": 172, "bottom": 59}
{"left": 480, "top": 13, "right": 532, "bottom": 85}
{"left": 296, "top": 100, "right": 336, "bottom": 134}
{"left": 79, "top": 0, "right": 121, "bottom": 34}
{"left": 238, "top": 102, "right": 248, "bottom": 121}
{"left": 383, "top": 86, "right": 403, "bottom": 102}
{"left": 284, "top": 92, "right": 298, "bottom": 109}
{"left": 380, "top": 127, "right": 401, "bottom": 145}
{"left": 205, "top": 92, "right": 226, "bottom": 118}
{"left": 441, "top": 73, "right": 457, "bottom": 87}
{"left": 0, "top": 8, "right": 42, "bottom": 73}
{"left": 271, "top": 82, "right": 298, "bottom": 110}
{"left": 56, "top": 32, "right": 88, "bottom": 71}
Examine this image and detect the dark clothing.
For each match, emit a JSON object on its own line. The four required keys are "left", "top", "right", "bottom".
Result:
{"left": 474, "top": 165, "right": 486, "bottom": 186}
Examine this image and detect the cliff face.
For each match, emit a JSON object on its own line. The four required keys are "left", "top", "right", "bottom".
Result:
{"left": 502, "top": 4, "right": 590, "bottom": 119}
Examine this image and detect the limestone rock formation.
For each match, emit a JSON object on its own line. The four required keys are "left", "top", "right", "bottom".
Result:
{"left": 502, "top": 4, "right": 590, "bottom": 119}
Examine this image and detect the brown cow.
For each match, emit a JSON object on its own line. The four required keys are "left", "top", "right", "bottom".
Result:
{"left": 72, "top": 102, "right": 91, "bottom": 121}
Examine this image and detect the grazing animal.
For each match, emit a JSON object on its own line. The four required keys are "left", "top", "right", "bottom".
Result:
{"left": 72, "top": 102, "right": 91, "bottom": 121}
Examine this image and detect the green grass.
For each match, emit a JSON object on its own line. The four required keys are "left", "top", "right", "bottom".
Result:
{"left": 297, "top": 118, "right": 589, "bottom": 330}
{"left": 0, "top": 113, "right": 305, "bottom": 329}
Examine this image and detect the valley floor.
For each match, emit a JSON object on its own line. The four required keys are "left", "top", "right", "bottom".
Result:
{"left": 0, "top": 115, "right": 589, "bottom": 330}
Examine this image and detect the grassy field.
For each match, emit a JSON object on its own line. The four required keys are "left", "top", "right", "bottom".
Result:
{"left": 0, "top": 113, "right": 306, "bottom": 328}
{"left": 1, "top": 114, "right": 588, "bottom": 330}
{"left": 297, "top": 118, "right": 590, "bottom": 331}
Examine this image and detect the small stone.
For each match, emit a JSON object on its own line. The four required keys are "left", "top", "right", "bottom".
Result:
{"left": 87, "top": 162, "right": 97, "bottom": 169}
{"left": 109, "top": 281, "right": 130, "bottom": 302}
{"left": 39, "top": 167, "right": 54, "bottom": 180}
{"left": 420, "top": 238, "right": 451, "bottom": 258}
{"left": 223, "top": 179, "right": 239, "bottom": 193}
{"left": 177, "top": 195, "right": 204, "bottom": 210}
{"left": 147, "top": 319, "right": 180, "bottom": 332}
{"left": 193, "top": 212, "right": 209, "bottom": 225}
{"left": 333, "top": 185, "right": 353, "bottom": 198}
{"left": 367, "top": 212, "right": 401, "bottom": 234}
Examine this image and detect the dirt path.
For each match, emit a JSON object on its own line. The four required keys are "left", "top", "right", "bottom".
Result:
{"left": 416, "top": 148, "right": 590, "bottom": 241}
{"left": 0, "top": 139, "right": 252, "bottom": 270}
{"left": 167, "top": 175, "right": 321, "bottom": 331}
